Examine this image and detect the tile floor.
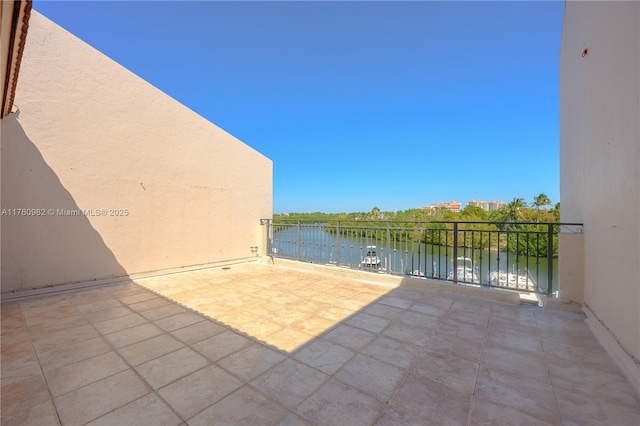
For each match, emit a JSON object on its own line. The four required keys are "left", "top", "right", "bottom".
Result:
{"left": 1, "top": 262, "right": 639, "bottom": 425}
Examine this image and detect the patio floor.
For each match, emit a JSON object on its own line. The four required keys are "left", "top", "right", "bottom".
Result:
{"left": 1, "top": 262, "right": 639, "bottom": 425}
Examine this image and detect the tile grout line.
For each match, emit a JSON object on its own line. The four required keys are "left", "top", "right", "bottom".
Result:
{"left": 63, "top": 286, "right": 191, "bottom": 425}
{"left": 534, "top": 309, "right": 565, "bottom": 425}
{"left": 16, "top": 299, "right": 65, "bottom": 426}
{"left": 464, "top": 301, "right": 493, "bottom": 426}
{"left": 368, "top": 294, "right": 454, "bottom": 425}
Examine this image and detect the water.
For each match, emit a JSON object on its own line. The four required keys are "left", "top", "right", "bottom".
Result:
{"left": 271, "top": 225, "right": 558, "bottom": 293}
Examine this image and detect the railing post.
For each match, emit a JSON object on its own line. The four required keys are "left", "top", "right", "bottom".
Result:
{"left": 297, "top": 221, "right": 301, "bottom": 260}
{"left": 547, "top": 223, "right": 554, "bottom": 296}
{"left": 453, "top": 222, "right": 458, "bottom": 283}
{"left": 386, "top": 221, "right": 391, "bottom": 273}
{"left": 336, "top": 221, "right": 340, "bottom": 267}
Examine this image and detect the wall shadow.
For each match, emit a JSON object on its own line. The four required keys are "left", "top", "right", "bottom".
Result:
{"left": 1, "top": 114, "right": 127, "bottom": 293}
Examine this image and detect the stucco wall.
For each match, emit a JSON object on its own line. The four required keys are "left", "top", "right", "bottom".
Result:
{"left": 560, "top": 1, "right": 639, "bottom": 362}
{"left": 1, "top": 11, "right": 272, "bottom": 292}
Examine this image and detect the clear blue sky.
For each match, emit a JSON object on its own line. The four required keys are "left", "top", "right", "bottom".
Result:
{"left": 34, "top": 1, "right": 564, "bottom": 214}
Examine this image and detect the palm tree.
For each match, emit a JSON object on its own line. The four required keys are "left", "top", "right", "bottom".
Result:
{"left": 504, "top": 197, "right": 527, "bottom": 223}
{"left": 531, "top": 193, "right": 552, "bottom": 222}
{"left": 370, "top": 207, "right": 381, "bottom": 220}
{"left": 551, "top": 202, "right": 561, "bottom": 222}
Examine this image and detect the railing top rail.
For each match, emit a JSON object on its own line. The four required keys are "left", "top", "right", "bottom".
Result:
{"left": 264, "top": 219, "right": 583, "bottom": 226}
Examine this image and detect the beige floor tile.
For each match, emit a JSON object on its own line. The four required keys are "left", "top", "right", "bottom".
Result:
{"left": 548, "top": 357, "right": 639, "bottom": 407}
{"left": 378, "top": 296, "right": 413, "bottom": 310}
{"left": 268, "top": 309, "right": 312, "bottom": 326}
{"left": 187, "top": 385, "right": 291, "bottom": 426}
{"left": 436, "top": 317, "right": 488, "bottom": 344}
{"left": 323, "top": 324, "right": 377, "bottom": 351}
{"left": 127, "top": 297, "right": 172, "bottom": 313}
{"left": 398, "top": 310, "right": 442, "bottom": 330}
{"left": 335, "top": 353, "right": 406, "bottom": 401}
{"left": 1, "top": 341, "right": 39, "bottom": 383}
{"left": 135, "top": 347, "right": 209, "bottom": 389}
{"left": 290, "top": 315, "right": 337, "bottom": 336}
{"left": 391, "top": 374, "right": 472, "bottom": 425}
{"left": 86, "top": 393, "right": 181, "bottom": 426}
{"left": 75, "top": 298, "right": 123, "bottom": 314}
{"left": 0, "top": 375, "right": 51, "bottom": 421}
{"left": 554, "top": 383, "right": 640, "bottom": 426}
{"left": 346, "top": 312, "right": 391, "bottom": 333}
{"left": 170, "top": 320, "right": 227, "bottom": 345}
{"left": 118, "top": 334, "right": 185, "bottom": 366}
{"left": 409, "top": 301, "right": 450, "bottom": 317}
{"left": 45, "top": 351, "right": 128, "bottom": 397}
{"left": 23, "top": 305, "right": 79, "bottom": 327}
{"left": 217, "top": 343, "right": 286, "bottom": 382}
{"left": 158, "top": 365, "right": 242, "bottom": 419}
{"left": 191, "top": 330, "right": 254, "bottom": 362}
{"left": 93, "top": 313, "right": 149, "bottom": 335}
{"left": 486, "top": 326, "right": 544, "bottom": 354}
{"left": 423, "top": 331, "right": 483, "bottom": 364}
{"left": 27, "top": 314, "right": 89, "bottom": 337}
{"left": 104, "top": 322, "right": 164, "bottom": 348}
{"left": 364, "top": 303, "right": 406, "bottom": 320}
{"left": 314, "top": 305, "right": 356, "bottom": 322}
{"left": 474, "top": 366, "right": 561, "bottom": 424}
{"left": 3, "top": 263, "right": 640, "bottom": 426}
{"left": 31, "top": 324, "right": 100, "bottom": 353}
{"left": 481, "top": 345, "right": 551, "bottom": 384}
{"left": 0, "top": 359, "right": 42, "bottom": 387}
{"left": 264, "top": 327, "right": 314, "bottom": 353}
{"left": 118, "top": 291, "right": 158, "bottom": 306}
{"left": 83, "top": 306, "right": 135, "bottom": 324}
{"left": 470, "top": 397, "right": 561, "bottom": 426}
{"left": 0, "top": 398, "right": 60, "bottom": 426}
{"left": 54, "top": 370, "right": 149, "bottom": 425}
{"left": 232, "top": 316, "right": 283, "bottom": 341}
{"left": 251, "top": 358, "right": 328, "bottom": 409}
{"left": 382, "top": 322, "right": 433, "bottom": 347}
{"left": 140, "top": 304, "right": 187, "bottom": 321}
{"left": 155, "top": 312, "right": 204, "bottom": 332}
{"left": 410, "top": 351, "right": 478, "bottom": 395}
{"left": 293, "top": 339, "right": 355, "bottom": 375}
{"left": 445, "top": 309, "right": 490, "bottom": 327}
{"left": 296, "top": 379, "right": 384, "bottom": 425}
{"left": 375, "top": 403, "right": 433, "bottom": 426}
{"left": 362, "top": 335, "right": 419, "bottom": 369}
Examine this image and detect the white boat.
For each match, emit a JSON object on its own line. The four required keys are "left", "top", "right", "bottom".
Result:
{"left": 361, "top": 246, "right": 381, "bottom": 269}
{"left": 447, "top": 257, "right": 480, "bottom": 284}
{"left": 489, "top": 268, "right": 537, "bottom": 291}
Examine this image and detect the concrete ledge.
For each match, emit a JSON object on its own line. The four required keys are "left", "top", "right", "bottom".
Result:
{"left": 260, "top": 257, "right": 520, "bottom": 305}
{"left": 0, "top": 257, "right": 258, "bottom": 302}
{"left": 584, "top": 304, "right": 640, "bottom": 398}
{"left": 542, "top": 298, "right": 584, "bottom": 313}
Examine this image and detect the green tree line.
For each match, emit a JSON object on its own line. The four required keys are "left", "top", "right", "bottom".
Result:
{"left": 274, "top": 195, "right": 561, "bottom": 257}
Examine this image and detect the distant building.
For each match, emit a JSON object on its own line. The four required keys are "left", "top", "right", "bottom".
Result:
{"left": 422, "top": 200, "right": 462, "bottom": 213}
{"left": 466, "top": 200, "right": 505, "bottom": 211}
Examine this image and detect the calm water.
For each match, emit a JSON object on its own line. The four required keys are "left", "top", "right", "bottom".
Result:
{"left": 271, "top": 225, "right": 558, "bottom": 293}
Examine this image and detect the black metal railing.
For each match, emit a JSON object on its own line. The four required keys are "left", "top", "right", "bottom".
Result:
{"left": 261, "top": 219, "right": 583, "bottom": 296}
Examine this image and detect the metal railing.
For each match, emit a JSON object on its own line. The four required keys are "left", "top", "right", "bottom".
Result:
{"left": 261, "top": 219, "right": 583, "bottom": 296}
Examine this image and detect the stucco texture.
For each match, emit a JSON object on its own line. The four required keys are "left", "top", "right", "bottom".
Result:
{"left": 560, "top": 1, "right": 639, "bottom": 362}
{"left": 1, "top": 11, "right": 272, "bottom": 292}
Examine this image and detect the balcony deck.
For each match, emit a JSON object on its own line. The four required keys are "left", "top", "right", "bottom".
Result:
{"left": 2, "top": 262, "right": 638, "bottom": 425}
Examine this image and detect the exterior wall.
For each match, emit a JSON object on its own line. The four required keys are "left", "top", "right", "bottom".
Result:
{"left": 559, "top": 0, "right": 639, "bottom": 383}
{"left": 1, "top": 11, "right": 272, "bottom": 292}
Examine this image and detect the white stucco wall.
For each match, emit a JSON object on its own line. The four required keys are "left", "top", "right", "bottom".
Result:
{"left": 560, "top": 0, "right": 639, "bottom": 365}
{"left": 1, "top": 11, "right": 272, "bottom": 292}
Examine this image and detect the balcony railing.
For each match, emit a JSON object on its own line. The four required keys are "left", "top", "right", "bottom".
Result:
{"left": 261, "top": 219, "right": 583, "bottom": 297}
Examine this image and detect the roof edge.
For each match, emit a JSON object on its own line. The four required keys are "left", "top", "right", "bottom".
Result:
{"left": 2, "top": 0, "right": 32, "bottom": 118}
